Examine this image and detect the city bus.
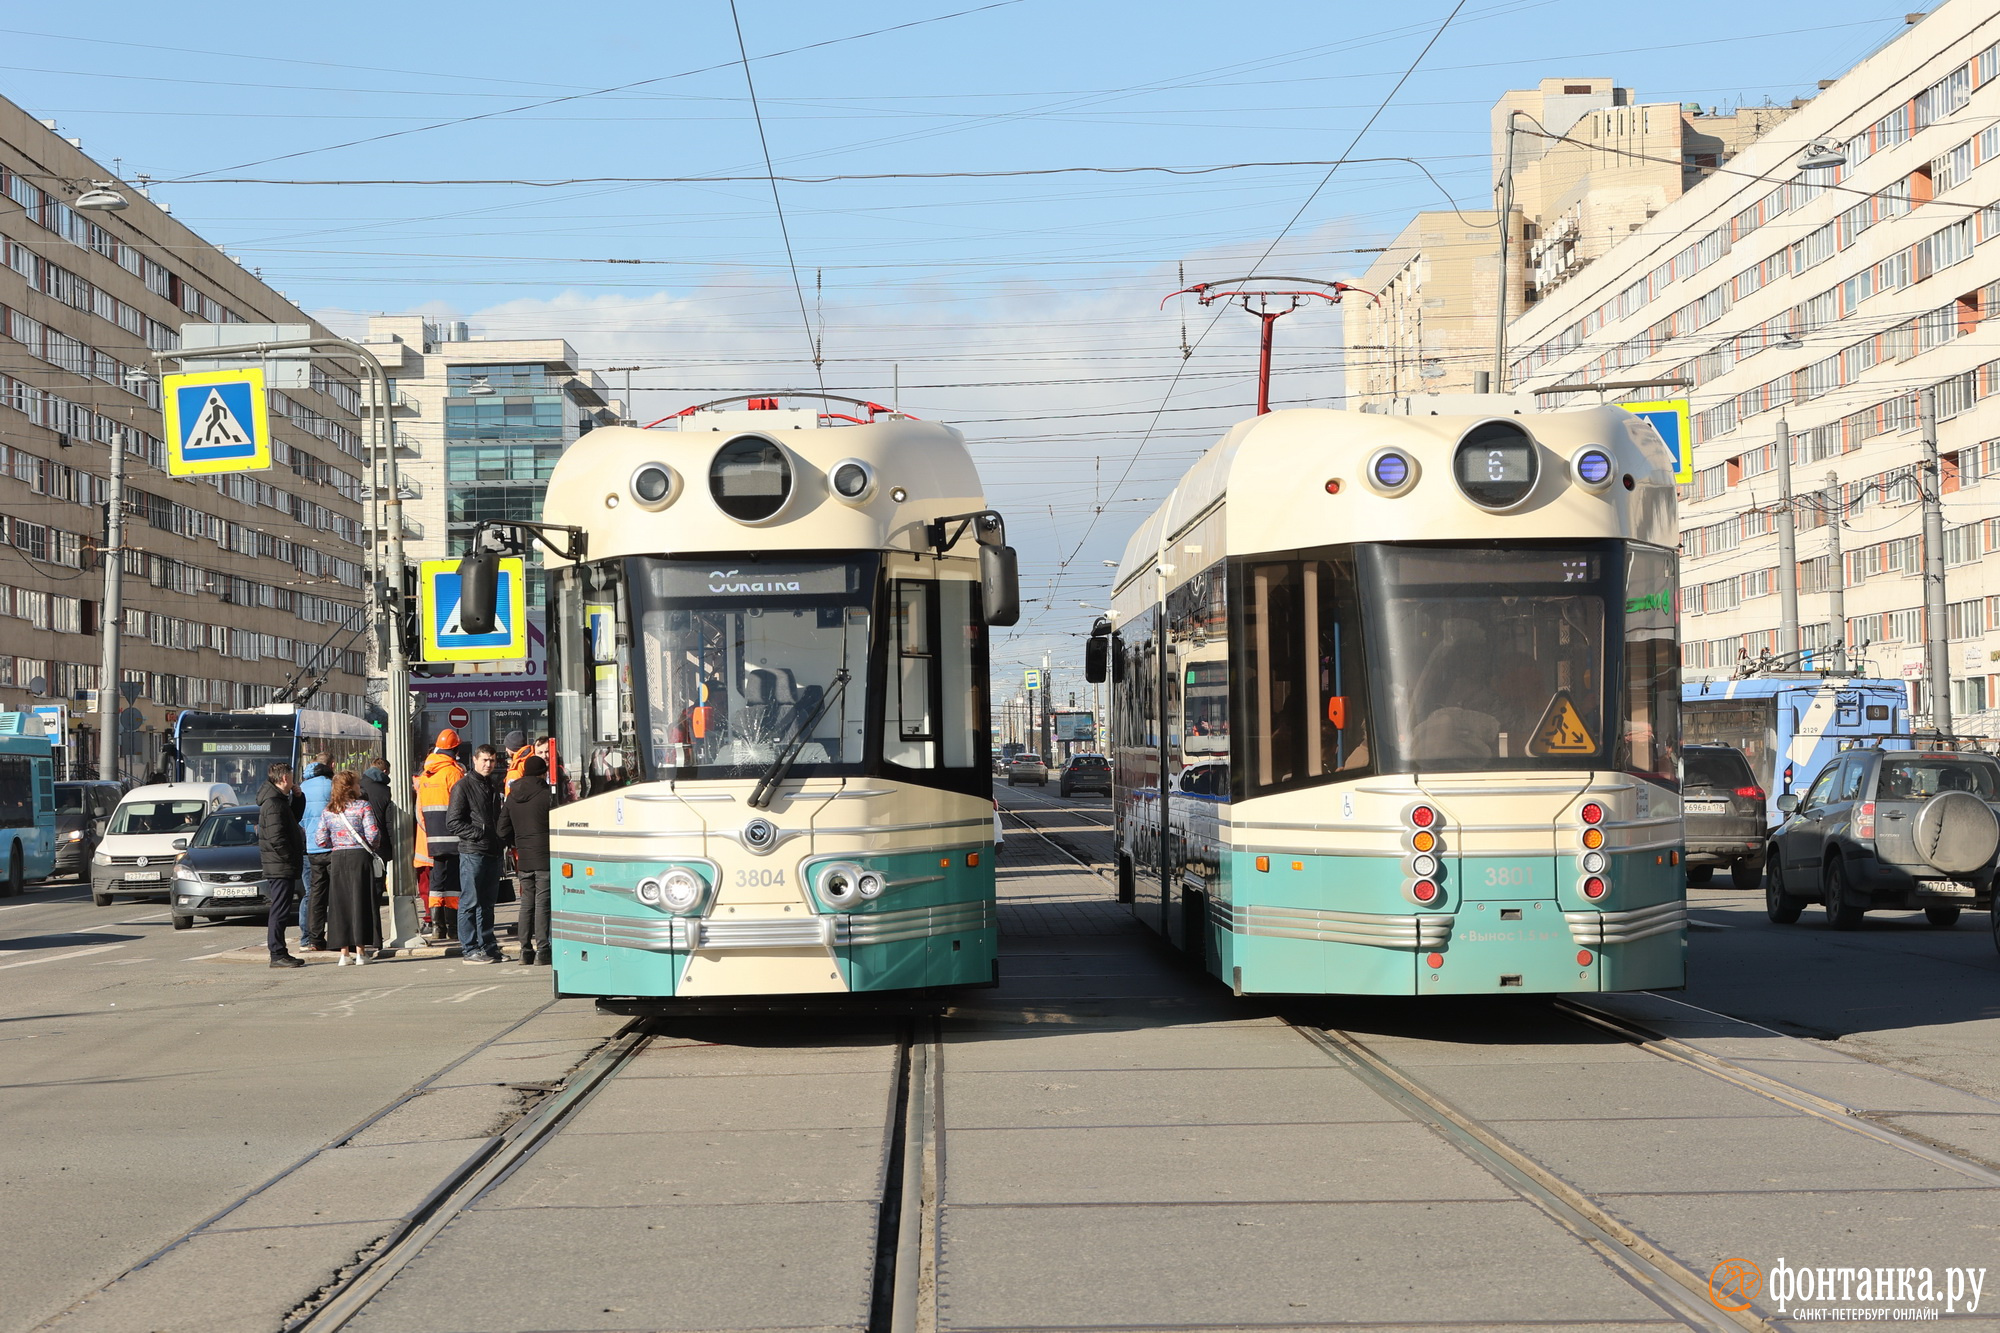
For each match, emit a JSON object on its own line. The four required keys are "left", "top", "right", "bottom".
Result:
{"left": 1086, "top": 401, "right": 1685, "bottom": 996}
{"left": 1682, "top": 673, "right": 1910, "bottom": 822}
{"left": 0, "top": 712, "right": 58, "bottom": 896}
{"left": 456, "top": 394, "right": 1018, "bottom": 1002}
{"left": 171, "top": 705, "right": 383, "bottom": 794}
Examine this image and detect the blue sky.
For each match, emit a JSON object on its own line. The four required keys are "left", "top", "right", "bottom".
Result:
{"left": 1, "top": 0, "right": 1922, "bottom": 675}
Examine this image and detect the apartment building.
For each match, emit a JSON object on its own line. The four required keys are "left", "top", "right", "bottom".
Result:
{"left": 0, "top": 95, "right": 368, "bottom": 777}
{"left": 1508, "top": 0, "right": 2000, "bottom": 729}
{"left": 1346, "top": 80, "right": 1795, "bottom": 404}
{"left": 361, "top": 315, "right": 616, "bottom": 748}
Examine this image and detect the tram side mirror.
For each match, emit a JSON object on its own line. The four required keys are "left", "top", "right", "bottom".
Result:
{"left": 1085, "top": 636, "right": 1108, "bottom": 684}
{"left": 456, "top": 551, "right": 500, "bottom": 636}
{"left": 981, "top": 545, "right": 1021, "bottom": 627}
{"left": 1775, "top": 792, "right": 1800, "bottom": 814}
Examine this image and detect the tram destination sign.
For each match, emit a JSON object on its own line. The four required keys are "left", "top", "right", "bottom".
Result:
{"left": 649, "top": 561, "right": 860, "bottom": 599}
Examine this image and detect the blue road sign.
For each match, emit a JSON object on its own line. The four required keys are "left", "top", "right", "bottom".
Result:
{"left": 419, "top": 557, "right": 527, "bottom": 662}
{"left": 163, "top": 368, "right": 271, "bottom": 476}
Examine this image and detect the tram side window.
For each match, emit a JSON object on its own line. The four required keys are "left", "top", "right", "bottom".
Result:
{"left": 552, "top": 564, "right": 640, "bottom": 795}
{"left": 1236, "top": 555, "right": 1373, "bottom": 799}
{"left": 886, "top": 581, "right": 937, "bottom": 768}
{"left": 0, "top": 756, "right": 33, "bottom": 828}
{"left": 1620, "top": 546, "right": 1680, "bottom": 788}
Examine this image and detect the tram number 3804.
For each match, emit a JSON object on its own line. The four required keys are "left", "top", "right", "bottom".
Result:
{"left": 734, "top": 869, "right": 788, "bottom": 888}
{"left": 1483, "top": 866, "right": 1535, "bottom": 888}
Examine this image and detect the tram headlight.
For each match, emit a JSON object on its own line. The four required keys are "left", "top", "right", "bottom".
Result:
{"left": 1363, "top": 447, "right": 1420, "bottom": 498}
{"left": 856, "top": 870, "right": 885, "bottom": 899}
{"left": 817, "top": 861, "right": 866, "bottom": 908}
{"left": 659, "top": 868, "right": 703, "bottom": 910}
{"left": 636, "top": 877, "right": 665, "bottom": 906}
{"left": 1570, "top": 446, "right": 1615, "bottom": 493}
{"left": 629, "top": 462, "right": 680, "bottom": 511}
{"left": 829, "top": 459, "right": 876, "bottom": 504}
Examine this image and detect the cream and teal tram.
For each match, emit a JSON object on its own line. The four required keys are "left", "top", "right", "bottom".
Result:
{"left": 460, "top": 395, "right": 1016, "bottom": 1002}
{"left": 1085, "top": 402, "right": 1685, "bottom": 995}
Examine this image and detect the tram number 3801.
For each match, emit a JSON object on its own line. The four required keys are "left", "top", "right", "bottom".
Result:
{"left": 735, "top": 869, "right": 788, "bottom": 888}
{"left": 1483, "top": 866, "right": 1534, "bottom": 888}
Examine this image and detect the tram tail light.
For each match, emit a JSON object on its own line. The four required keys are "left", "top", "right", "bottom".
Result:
{"left": 1582, "top": 876, "right": 1606, "bottom": 899}
{"left": 1579, "top": 802, "right": 1605, "bottom": 824}
{"left": 1410, "top": 804, "right": 1437, "bottom": 829}
{"left": 1854, "top": 801, "right": 1876, "bottom": 840}
{"left": 1581, "top": 827, "right": 1605, "bottom": 850}
{"left": 1411, "top": 879, "right": 1439, "bottom": 903}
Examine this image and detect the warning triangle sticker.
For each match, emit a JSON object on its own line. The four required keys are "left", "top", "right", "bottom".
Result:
{"left": 1529, "top": 690, "right": 1597, "bottom": 756}
{"left": 187, "top": 388, "right": 251, "bottom": 448}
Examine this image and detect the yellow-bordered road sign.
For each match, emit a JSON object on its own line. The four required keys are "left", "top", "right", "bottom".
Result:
{"left": 163, "top": 367, "right": 272, "bottom": 476}
{"left": 419, "top": 557, "right": 527, "bottom": 662}
{"left": 1621, "top": 399, "right": 1692, "bottom": 484}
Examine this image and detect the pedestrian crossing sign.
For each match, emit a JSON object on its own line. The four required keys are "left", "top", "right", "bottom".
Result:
{"left": 162, "top": 368, "right": 272, "bottom": 477}
{"left": 419, "top": 557, "right": 527, "bottom": 662}
{"left": 1621, "top": 399, "right": 1691, "bottom": 485}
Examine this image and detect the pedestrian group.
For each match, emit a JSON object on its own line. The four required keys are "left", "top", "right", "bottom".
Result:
{"left": 260, "top": 729, "right": 558, "bottom": 969}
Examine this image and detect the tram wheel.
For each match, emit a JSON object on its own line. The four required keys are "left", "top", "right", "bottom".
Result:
{"left": 1822, "top": 860, "right": 1865, "bottom": 931}
{"left": 1924, "top": 906, "right": 1961, "bottom": 929}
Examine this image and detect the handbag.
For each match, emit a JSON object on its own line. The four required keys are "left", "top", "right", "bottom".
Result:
{"left": 335, "top": 807, "right": 388, "bottom": 876}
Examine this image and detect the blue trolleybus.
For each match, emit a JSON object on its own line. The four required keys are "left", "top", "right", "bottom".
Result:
{"left": 1681, "top": 673, "right": 1910, "bottom": 824}
{"left": 1087, "top": 402, "right": 1685, "bottom": 997}
{"left": 0, "top": 712, "right": 57, "bottom": 896}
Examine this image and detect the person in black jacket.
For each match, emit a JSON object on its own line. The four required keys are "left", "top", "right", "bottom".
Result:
{"left": 446, "top": 744, "right": 504, "bottom": 963}
{"left": 256, "top": 764, "right": 307, "bottom": 968}
{"left": 359, "top": 762, "right": 395, "bottom": 863}
{"left": 497, "top": 754, "right": 552, "bottom": 965}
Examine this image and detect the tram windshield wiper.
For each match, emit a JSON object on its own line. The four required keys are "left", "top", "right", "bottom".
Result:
{"left": 747, "top": 668, "right": 851, "bottom": 810}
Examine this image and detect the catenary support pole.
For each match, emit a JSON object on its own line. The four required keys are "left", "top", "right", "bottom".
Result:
{"left": 1825, "top": 472, "right": 1845, "bottom": 672}
{"left": 1492, "top": 112, "right": 1522, "bottom": 391}
{"left": 1920, "top": 386, "right": 1951, "bottom": 733}
{"left": 97, "top": 430, "right": 125, "bottom": 781}
{"left": 1775, "top": 416, "right": 1799, "bottom": 658}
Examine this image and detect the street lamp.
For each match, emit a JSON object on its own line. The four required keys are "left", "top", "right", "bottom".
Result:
{"left": 465, "top": 376, "right": 496, "bottom": 397}
{"left": 73, "top": 182, "right": 129, "bottom": 212}
{"left": 1797, "top": 138, "right": 1846, "bottom": 171}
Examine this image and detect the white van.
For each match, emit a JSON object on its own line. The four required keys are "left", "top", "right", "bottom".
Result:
{"left": 91, "top": 782, "right": 237, "bottom": 906}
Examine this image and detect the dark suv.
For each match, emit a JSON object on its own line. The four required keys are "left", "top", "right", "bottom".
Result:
{"left": 1682, "top": 744, "right": 1767, "bottom": 890}
{"left": 1766, "top": 747, "right": 2000, "bottom": 929}
{"left": 1060, "top": 754, "right": 1112, "bottom": 797}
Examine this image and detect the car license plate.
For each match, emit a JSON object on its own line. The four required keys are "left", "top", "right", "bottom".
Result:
{"left": 1685, "top": 801, "right": 1726, "bottom": 815}
{"left": 1926, "top": 883, "right": 1975, "bottom": 897}
{"left": 213, "top": 885, "right": 259, "bottom": 898}
{"left": 124, "top": 871, "right": 161, "bottom": 882}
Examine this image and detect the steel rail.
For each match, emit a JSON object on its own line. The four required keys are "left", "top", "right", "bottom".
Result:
{"left": 1555, "top": 997, "right": 2000, "bottom": 1186}
{"left": 1293, "top": 1022, "right": 1774, "bottom": 1333}
{"left": 290, "top": 1024, "right": 654, "bottom": 1331}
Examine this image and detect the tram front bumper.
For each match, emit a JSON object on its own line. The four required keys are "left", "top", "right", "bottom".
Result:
{"left": 554, "top": 901, "right": 996, "bottom": 953}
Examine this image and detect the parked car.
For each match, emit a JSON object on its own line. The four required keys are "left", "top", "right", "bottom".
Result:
{"left": 54, "top": 780, "right": 121, "bottom": 879}
{"left": 1682, "top": 744, "right": 1767, "bottom": 890}
{"left": 91, "top": 781, "right": 237, "bottom": 906}
{"left": 168, "top": 806, "right": 269, "bottom": 930}
{"left": 1059, "top": 753, "right": 1112, "bottom": 797}
{"left": 1765, "top": 747, "right": 2000, "bottom": 929}
{"left": 1006, "top": 753, "right": 1049, "bottom": 786}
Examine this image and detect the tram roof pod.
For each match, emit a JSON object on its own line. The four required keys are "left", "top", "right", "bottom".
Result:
{"left": 537, "top": 405, "right": 988, "bottom": 566}
{"left": 1111, "top": 405, "right": 1676, "bottom": 596}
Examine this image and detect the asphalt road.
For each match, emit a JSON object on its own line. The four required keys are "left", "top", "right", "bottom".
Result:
{"left": 0, "top": 874, "right": 615, "bottom": 1333}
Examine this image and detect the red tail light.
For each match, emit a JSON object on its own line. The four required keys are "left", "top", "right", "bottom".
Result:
{"left": 1735, "top": 786, "right": 1765, "bottom": 800}
{"left": 1411, "top": 879, "right": 1439, "bottom": 903}
{"left": 1582, "top": 876, "right": 1606, "bottom": 899}
{"left": 1579, "top": 802, "right": 1605, "bottom": 824}
{"left": 1854, "top": 801, "right": 1875, "bottom": 839}
{"left": 1410, "top": 805, "right": 1437, "bottom": 828}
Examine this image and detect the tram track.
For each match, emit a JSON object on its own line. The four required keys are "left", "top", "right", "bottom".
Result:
{"left": 996, "top": 783, "right": 1115, "bottom": 874}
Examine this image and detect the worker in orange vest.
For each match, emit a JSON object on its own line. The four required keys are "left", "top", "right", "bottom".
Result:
{"left": 413, "top": 729, "right": 466, "bottom": 943}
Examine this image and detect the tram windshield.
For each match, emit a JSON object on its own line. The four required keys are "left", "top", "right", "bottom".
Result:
{"left": 633, "top": 559, "right": 873, "bottom": 778}
{"left": 1362, "top": 544, "right": 1613, "bottom": 774}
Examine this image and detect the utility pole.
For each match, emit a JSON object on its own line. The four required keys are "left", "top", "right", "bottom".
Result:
{"left": 97, "top": 431, "right": 126, "bottom": 782}
{"left": 1775, "top": 416, "right": 1799, "bottom": 658}
{"left": 1825, "top": 472, "right": 1845, "bottom": 672}
{"left": 1492, "top": 111, "right": 1525, "bottom": 391}
{"left": 1920, "top": 387, "right": 1951, "bottom": 732}
{"left": 1040, "top": 652, "right": 1052, "bottom": 758}
{"left": 153, "top": 336, "right": 422, "bottom": 949}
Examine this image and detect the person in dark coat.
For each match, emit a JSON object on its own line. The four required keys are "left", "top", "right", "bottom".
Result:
{"left": 359, "top": 761, "right": 395, "bottom": 875}
{"left": 447, "top": 744, "right": 504, "bottom": 963}
{"left": 497, "top": 754, "right": 552, "bottom": 965}
{"left": 255, "top": 764, "right": 307, "bottom": 968}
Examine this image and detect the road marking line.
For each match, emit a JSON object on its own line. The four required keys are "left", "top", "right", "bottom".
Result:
{"left": 0, "top": 944, "right": 127, "bottom": 969}
{"left": 440, "top": 985, "right": 499, "bottom": 1004}
{"left": 0, "top": 896, "right": 88, "bottom": 911}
